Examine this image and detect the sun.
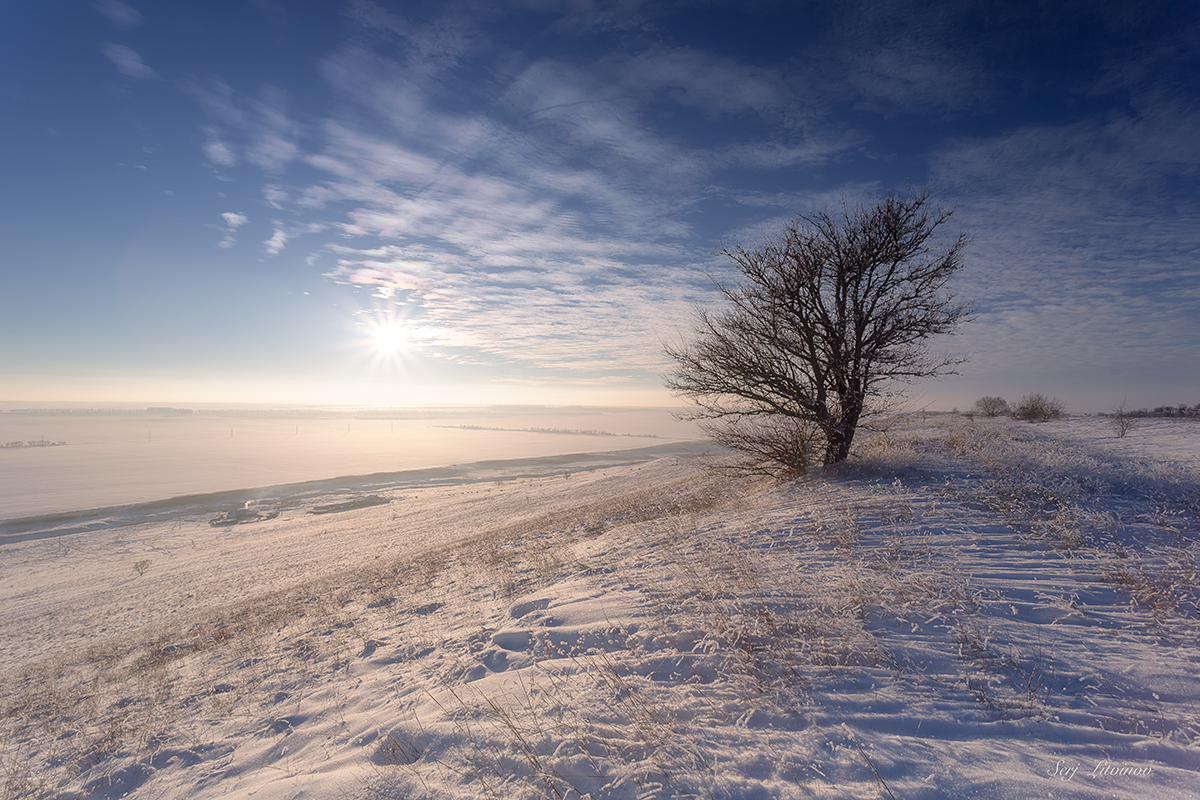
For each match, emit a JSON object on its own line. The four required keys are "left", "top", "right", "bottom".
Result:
{"left": 372, "top": 323, "right": 407, "bottom": 355}
{"left": 350, "top": 303, "right": 428, "bottom": 374}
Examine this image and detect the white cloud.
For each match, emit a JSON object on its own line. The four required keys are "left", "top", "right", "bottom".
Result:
{"left": 246, "top": 133, "right": 299, "bottom": 174}
{"left": 620, "top": 47, "right": 788, "bottom": 118}
{"left": 95, "top": 0, "right": 142, "bottom": 30}
{"left": 264, "top": 226, "right": 289, "bottom": 256}
{"left": 202, "top": 133, "right": 236, "bottom": 167}
{"left": 217, "top": 212, "right": 248, "bottom": 248}
{"left": 323, "top": 231, "right": 707, "bottom": 373}
{"left": 221, "top": 16, "right": 802, "bottom": 377}
{"left": 193, "top": 82, "right": 300, "bottom": 175}
{"left": 101, "top": 42, "right": 156, "bottom": 80}
{"left": 262, "top": 185, "right": 287, "bottom": 209}
{"left": 185, "top": 1, "right": 1196, "bottom": 397}
{"left": 930, "top": 103, "right": 1200, "bottom": 393}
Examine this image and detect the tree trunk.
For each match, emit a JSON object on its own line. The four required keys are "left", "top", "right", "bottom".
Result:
{"left": 824, "top": 427, "right": 852, "bottom": 464}
{"left": 822, "top": 405, "right": 861, "bottom": 465}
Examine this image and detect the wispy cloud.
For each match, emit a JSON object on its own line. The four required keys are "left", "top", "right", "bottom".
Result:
{"left": 101, "top": 42, "right": 156, "bottom": 80}
{"left": 192, "top": 81, "right": 300, "bottom": 174}
{"left": 179, "top": 0, "right": 1198, "bottom": 397}
{"left": 185, "top": 4, "right": 904, "bottom": 378}
{"left": 816, "top": 1, "right": 992, "bottom": 118}
{"left": 263, "top": 226, "right": 288, "bottom": 256}
{"left": 202, "top": 128, "right": 236, "bottom": 168}
{"left": 95, "top": 0, "right": 142, "bottom": 31}
{"left": 619, "top": 47, "right": 790, "bottom": 118}
{"left": 217, "top": 212, "right": 248, "bottom": 248}
{"left": 932, "top": 100, "right": 1200, "bottom": 387}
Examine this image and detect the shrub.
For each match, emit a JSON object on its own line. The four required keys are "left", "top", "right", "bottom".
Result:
{"left": 1011, "top": 394, "right": 1065, "bottom": 423}
{"left": 1109, "top": 398, "right": 1141, "bottom": 438}
{"left": 973, "top": 396, "right": 1009, "bottom": 417}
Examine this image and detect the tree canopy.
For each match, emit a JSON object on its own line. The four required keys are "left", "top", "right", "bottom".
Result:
{"left": 665, "top": 188, "right": 972, "bottom": 470}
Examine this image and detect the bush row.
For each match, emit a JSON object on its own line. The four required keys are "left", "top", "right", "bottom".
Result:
{"left": 970, "top": 394, "right": 1065, "bottom": 423}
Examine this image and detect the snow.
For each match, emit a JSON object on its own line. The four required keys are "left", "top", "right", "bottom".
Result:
{"left": 0, "top": 407, "right": 697, "bottom": 518}
{"left": 1, "top": 413, "right": 1198, "bottom": 799}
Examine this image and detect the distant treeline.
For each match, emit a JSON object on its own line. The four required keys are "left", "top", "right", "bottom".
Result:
{"left": 2, "top": 440, "right": 66, "bottom": 448}
{"left": 436, "top": 425, "right": 659, "bottom": 438}
{"left": 1103, "top": 404, "right": 1200, "bottom": 419}
{"left": 1, "top": 407, "right": 193, "bottom": 415}
{"left": 2, "top": 407, "right": 500, "bottom": 420}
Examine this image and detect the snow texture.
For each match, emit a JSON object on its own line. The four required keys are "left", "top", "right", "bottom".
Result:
{"left": 1, "top": 413, "right": 1198, "bottom": 799}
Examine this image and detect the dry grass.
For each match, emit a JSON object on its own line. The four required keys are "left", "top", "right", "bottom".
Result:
{"left": 369, "top": 418, "right": 1198, "bottom": 795}
{"left": 1099, "top": 548, "right": 1200, "bottom": 619}
{"left": 4, "top": 418, "right": 1197, "bottom": 798}
{"left": 0, "top": 467, "right": 734, "bottom": 800}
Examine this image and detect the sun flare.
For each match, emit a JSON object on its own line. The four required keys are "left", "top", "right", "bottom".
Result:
{"left": 372, "top": 324, "right": 406, "bottom": 355}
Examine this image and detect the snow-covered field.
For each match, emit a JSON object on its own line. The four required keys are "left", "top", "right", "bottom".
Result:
{"left": 2, "top": 414, "right": 1198, "bottom": 799}
{"left": 0, "top": 407, "right": 697, "bottom": 518}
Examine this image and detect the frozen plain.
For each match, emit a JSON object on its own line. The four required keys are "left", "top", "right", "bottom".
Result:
{"left": 1, "top": 411, "right": 1198, "bottom": 799}
{"left": 0, "top": 406, "right": 696, "bottom": 519}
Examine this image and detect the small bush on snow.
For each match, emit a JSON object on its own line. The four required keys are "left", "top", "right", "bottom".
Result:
{"left": 1011, "top": 393, "right": 1066, "bottom": 423}
{"left": 974, "top": 396, "right": 1009, "bottom": 417}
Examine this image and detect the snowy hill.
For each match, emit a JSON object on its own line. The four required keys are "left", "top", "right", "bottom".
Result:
{"left": 2, "top": 415, "right": 1197, "bottom": 799}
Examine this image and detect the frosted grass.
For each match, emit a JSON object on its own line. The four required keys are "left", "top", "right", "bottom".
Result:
{"left": 1, "top": 414, "right": 1198, "bottom": 799}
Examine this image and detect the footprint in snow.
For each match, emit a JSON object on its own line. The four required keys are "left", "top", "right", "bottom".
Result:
{"left": 509, "top": 597, "right": 551, "bottom": 618}
{"left": 491, "top": 630, "right": 533, "bottom": 652}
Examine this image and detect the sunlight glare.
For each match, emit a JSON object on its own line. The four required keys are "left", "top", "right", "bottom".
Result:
{"left": 373, "top": 324, "right": 406, "bottom": 355}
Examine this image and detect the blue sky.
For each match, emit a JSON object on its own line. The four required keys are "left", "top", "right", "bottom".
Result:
{"left": 1, "top": 0, "right": 1197, "bottom": 411}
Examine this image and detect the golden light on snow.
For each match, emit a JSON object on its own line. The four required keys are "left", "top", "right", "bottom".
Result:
{"left": 4, "top": 414, "right": 1198, "bottom": 797}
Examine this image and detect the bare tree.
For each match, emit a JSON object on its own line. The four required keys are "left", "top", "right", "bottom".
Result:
{"left": 1011, "top": 393, "right": 1066, "bottom": 422}
{"left": 1110, "top": 397, "right": 1141, "bottom": 438}
{"left": 974, "top": 396, "right": 1009, "bottom": 417}
{"left": 664, "top": 188, "right": 972, "bottom": 470}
